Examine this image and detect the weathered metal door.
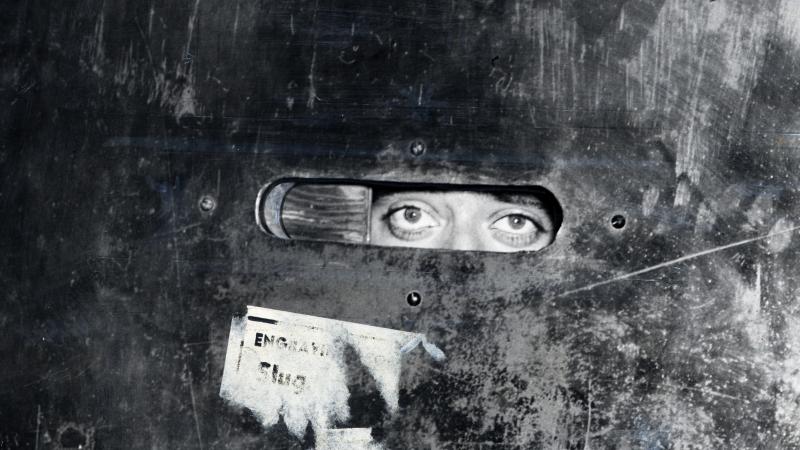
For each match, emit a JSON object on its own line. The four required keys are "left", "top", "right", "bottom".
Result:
{"left": 4, "top": 0, "right": 800, "bottom": 448}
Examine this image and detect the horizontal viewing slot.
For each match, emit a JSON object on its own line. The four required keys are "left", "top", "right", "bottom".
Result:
{"left": 256, "top": 179, "right": 562, "bottom": 253}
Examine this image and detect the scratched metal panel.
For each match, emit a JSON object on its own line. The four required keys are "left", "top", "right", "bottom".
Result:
{"left": 3, "top": 0, "right": 800, "bottom": 448}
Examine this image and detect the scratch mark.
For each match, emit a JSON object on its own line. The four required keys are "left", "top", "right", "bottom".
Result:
{"left": 22, "top": 355, "right": 94, "bottom": 389}
{"left": 215, "top": 169, "right": 221, "bottom": 198}
{"left": 170, "top": 182, "right": 182, "bottom": 292}
{"left": 679, "top": 45, "right": 708, "bottom": 185}
{"left": 188, "top": 371, "right": 204, "bottom": 449}
{"left": 92, "top": 2, "right": 106, "bottom": 76}
{"left": 147, "top": 1, "right": 154, "bottom": 37}
{"left": 132, "top": 17, "right": 160, "bottom": 88}
{"left": 307, "top": 0, "right": 320, "bottom": 109}
{"left": 665, "top": 382, "right": 746, "bottom": 403}
{"left": 183, "top": 340, "right": 214, "bottom": 347}
{"left": 185, "top": 0, "right": 201, "bottom": 59}
{"left": 554, "top": 224, "right": 800, "bottom": 299}
{"left": 689, "top": 298, "right": 716, "bottom": 310}
{"left": 232, "top": 0, "right": 240, "bottom": 46}
{"left": 583, "top": 380, "right": 593, "bottom": 449}
{"left": 420, "top": 50, "right": 436, "bottom": 61}
{"left": 35, "top": 405, "right": 40, "bottom": 450}
{"left": 307, "top": 48, "right": 317, "bottom": 108}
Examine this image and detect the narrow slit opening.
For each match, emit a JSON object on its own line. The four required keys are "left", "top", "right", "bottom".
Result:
{"left": 257, "top": 179, "right": 562, "bottom": 253}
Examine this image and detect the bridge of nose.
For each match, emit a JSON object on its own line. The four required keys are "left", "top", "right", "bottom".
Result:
{"left": 445, "top": 196, "right": 487, "bottom": 251}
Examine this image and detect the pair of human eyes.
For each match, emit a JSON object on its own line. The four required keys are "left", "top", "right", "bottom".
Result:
{"left": 383, "top": 204, "right": 543, "bottom": 247}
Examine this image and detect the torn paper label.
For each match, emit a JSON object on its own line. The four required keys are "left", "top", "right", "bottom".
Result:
{"left": 219, "top": 305, "right": 444, "bottom": 447}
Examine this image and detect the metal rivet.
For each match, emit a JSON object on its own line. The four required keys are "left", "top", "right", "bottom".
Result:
{"left": 199, "top": 195, "right": 217, "bottom": 212}
{"left": 611, "top": 214, "right": 626, "bottom": 229}
{"left": 406, "top": 291, "right": 422, "bottom": 306}
{"left": 409, "top": 140, "right": 426, "bottom": 156}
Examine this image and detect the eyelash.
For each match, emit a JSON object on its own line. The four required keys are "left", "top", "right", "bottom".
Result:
{"left": 382, "top": 205, "right": 411, "bottom": 221}
{"left": 391, "top": 228, "right": 430, "bottom": 240}
{"left": 491, "top": 229, "right": 539, "bottom": 247}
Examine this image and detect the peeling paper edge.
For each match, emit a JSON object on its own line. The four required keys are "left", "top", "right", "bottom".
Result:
{"left": 219, "top": 306, "right": 446, "bottom": 446}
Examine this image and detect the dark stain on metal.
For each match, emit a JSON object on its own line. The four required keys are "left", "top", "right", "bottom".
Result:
{"left": 59, "top": 427, "right": 86, "bottom": 448}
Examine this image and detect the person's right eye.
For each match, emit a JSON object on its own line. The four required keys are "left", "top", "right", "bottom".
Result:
{"left": 385, "top": 205, "right": 441, "bottom": 241}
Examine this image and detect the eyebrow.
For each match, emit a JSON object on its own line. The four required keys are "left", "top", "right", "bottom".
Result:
{"left": 491, "top": 193, "right": 545, "bottom": 208}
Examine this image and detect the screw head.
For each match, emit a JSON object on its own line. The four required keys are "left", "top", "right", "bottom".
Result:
{"left": 406, "top": 291, "right": 422, "bottom": 306}
{"left": 409, "top": 140, "right": 426, "bottom": 156}
{"left": 611, "top": 214, "right": 626, "bottom": 229}
{"left": 199, "top": 195, "right": 217, "bottom": 212}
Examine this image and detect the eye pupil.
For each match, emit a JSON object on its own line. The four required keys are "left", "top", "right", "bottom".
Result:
{"left": 404, "top": 207, "right": 421, "bottom": 223}
{"left": 508, "top": 215, "right": 526, "bottom": 230}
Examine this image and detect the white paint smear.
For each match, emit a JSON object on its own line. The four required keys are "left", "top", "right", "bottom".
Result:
{"left": 219, "top": 305, "right": 444, "bottom": 449}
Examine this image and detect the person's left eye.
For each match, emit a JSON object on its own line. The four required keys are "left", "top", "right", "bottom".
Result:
{"left": 490, "top": 214, "right": 539, "bottom": 234}
{"left": 488, "top": 213, "right": 543, "bottom": 248}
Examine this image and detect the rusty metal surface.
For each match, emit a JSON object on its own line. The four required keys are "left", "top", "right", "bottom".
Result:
{"left": 3, "top": 0, "right": 800, "bottom": 448}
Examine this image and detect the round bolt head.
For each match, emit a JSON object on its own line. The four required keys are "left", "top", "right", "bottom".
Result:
{"left": 199, "top": 195, "right": 217, "bottom": 212}
{"left": 611, "top": 214, "right": 626, "bottom": 229}
{"left": 409, "top": 140, "right": 426, "bottom": 156}
{"left": 406, "top": 291, "right": 422, "bottom": 306}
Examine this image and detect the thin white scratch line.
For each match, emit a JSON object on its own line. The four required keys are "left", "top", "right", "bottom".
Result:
{"left": 35, "top": 405, "right": 40, "bottom": 450}
{"left": 188, "top": 371, "right": 204, "bottom": 450}
{"left": 554, "top": 224, "right": 800, "bottom": 299}
{"left": 185, "top": 0, "right": 201, "bottom": 55}
{"left": 688, "top": 298, "right": 716, "bottom": 310}
{"left": 232, "top": 0, "right": 240, "bottom": 45}
{"left": 583, "top": 380, "right": 592, "bottom": 450}
{"left": 307, "top": 0, "right": 320, "bottom": 109}
{"left": 664, "top": 382, "right": 747, "bottom": 403}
